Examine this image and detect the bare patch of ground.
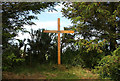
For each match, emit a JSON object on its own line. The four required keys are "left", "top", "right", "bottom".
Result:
{"left": 2, "top": 71, "right": 46, "bottom": 79}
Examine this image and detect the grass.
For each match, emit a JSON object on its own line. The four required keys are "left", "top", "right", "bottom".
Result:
{"left": 3, "top": 63, "right": 100, "bottom": 79}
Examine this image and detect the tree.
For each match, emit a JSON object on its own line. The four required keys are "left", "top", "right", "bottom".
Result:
{"left": 2, "top": 2, "right": 57, "bottom": 69}
{"left": 2, "top": 2, "right": 57, "bottom": 50}
{"left": 62, "top": 2, "right": 120, "bottom": 51}
{"left": 61, "top": 29, "right": 75, "bottom": 52}
{"left": 26, "top": 29, "right": 53, "bottom": 64}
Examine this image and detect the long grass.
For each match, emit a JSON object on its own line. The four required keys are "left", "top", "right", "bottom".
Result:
{"left": 3, "top": 63, "right": 100, "bottom": 79}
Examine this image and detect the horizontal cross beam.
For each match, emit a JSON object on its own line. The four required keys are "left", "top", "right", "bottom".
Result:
{"left": 43, "top": 18, "right": 74, "bottom": 65}
{"left": 44, "top": 30, "right": 74, "bottom": 33}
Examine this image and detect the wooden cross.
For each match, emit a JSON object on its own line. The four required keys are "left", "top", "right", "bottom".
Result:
{"left": 44, "top": 18, "right": 74, "bottom": 65}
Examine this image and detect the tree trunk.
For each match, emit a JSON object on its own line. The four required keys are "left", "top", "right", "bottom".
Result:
{"left": 110, "top": 38, "right": 117, "bottom": 51}
{"left": 23, "top": 44, "right": 27, "bottom": 58}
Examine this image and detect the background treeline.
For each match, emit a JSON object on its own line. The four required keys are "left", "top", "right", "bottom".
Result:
{"left": 2, "top": 2, "right": 120, "bottom": 81}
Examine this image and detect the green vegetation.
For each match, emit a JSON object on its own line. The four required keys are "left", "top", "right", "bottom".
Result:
{"left": 2, "top": 2, "right": 120, "bottom": 80}
{"left": 62, "top": 2, "right": 120, "bottom": 51}
{"left": 62, "top": 2, "right": 120, "bottom": 80}
{"left": 3, "top": 64, "right": 99, "bottom": 79}
{"left": 94, "top": 46, "right": 120, "bottom": 81}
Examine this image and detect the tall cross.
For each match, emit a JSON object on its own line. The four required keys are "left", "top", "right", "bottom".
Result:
{"left": 44, "top": 18, "right": 74, "bottom": 65}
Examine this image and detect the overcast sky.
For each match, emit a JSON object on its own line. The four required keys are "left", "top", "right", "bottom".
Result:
{"left": 15, "top": 3, "right": 72, "bottom": 40}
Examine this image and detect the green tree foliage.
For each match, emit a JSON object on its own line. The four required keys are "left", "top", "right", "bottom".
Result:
{"left": 60, "top": 27, "right": 79, "bottom": 65}
{"left": 2, "top": 2, "right": 57, "bottom": 49}
{"left": 61, "top": 33, "right": 75, "bottom": 51}
{"left": 76, "top": 39, "right": 108, "bottom": 53}
{"left": 62, "top": 47, "right": 83, "bottom": 66}
{"left": 76, "top": 39, "right": 108, "bottom": 68}
{"left": 62, "top": 2, "right": 120, "bottom": 51}
{"left": 14, "top": 39, "right": 26, "bottom": 58}
{"left": 61, "top": 27, "right": 109, "bottom": 68}
{"left": 2, "top": 2, "right": 57, "bottom": 70}
{"left": 26, "top": 29, "right": 56, "bottom": 64}
{"left": 2, "top": 44, "right": 25, "bottom": 71}
{"left": 62, "top": 38, "right": 108, "bottom": 68}
{"left": 47, "top": 33, "right": 58, "bottom": 64}
{"left": 94, "top": 46, "right": 120, "bottom": 80}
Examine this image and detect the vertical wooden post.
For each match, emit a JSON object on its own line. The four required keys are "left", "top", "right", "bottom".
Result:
{"left": 43, "top": 18, "right": 74, "bottom": 65}
{"left": 58, "top": 18, "right": 61, "bottom": 65}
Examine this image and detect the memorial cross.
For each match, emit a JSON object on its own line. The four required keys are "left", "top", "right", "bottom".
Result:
{"left": 44, "top": 18, "right": 74, "bottom": 64}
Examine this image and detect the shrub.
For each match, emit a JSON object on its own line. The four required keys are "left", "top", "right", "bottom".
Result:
{"left": 75, "top": 39, "right": 108, "bottom": 68}
{"left": 94, "top": 46, "right": 120, "bottom": 81}
{"left": 3, "top": 52, "right": 25, "bottom": 71}
{"left": 62, "top": 47, "right": 84, "bottom": 67}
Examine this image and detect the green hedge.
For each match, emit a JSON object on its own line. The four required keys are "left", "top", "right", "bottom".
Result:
{"left": 94, "top": 46, "right": 120, "bottom": 81}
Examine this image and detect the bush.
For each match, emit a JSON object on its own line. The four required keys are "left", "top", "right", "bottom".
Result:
{"left": 94, "top": 46, "right": 120, "bottom": 81}
{"left": 75, "top": 39, "right": 108, "bottom": 68}
{"left": 3, "top": 52, "right": 25, "bottom": 71}
{"left": 79, "top": 51, "right": 105, "bottom": 68}
{"left": 62, "top": 47, "right": 84, "bottom": 67}
{"left": 62, "top": 39, "right": 108, "bottom": 68}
